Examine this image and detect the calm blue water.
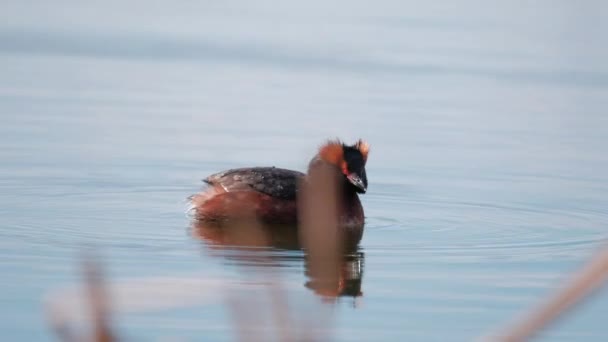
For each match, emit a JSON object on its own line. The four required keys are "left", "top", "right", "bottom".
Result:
{"left": 1, "top": 1, "right": 608, "bottom": 341}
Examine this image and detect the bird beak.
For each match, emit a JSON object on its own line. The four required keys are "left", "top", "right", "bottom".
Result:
{"left": 347, "top": 173, "right": 367, "bottom": 193}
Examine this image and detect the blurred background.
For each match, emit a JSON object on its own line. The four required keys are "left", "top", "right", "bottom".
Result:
{"left": 1, "top": 0, "right": 607, "bottom": 340}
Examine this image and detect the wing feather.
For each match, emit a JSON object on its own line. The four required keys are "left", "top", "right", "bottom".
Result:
{"left": 204, "top": 167, "right": 304, "bottom": 200}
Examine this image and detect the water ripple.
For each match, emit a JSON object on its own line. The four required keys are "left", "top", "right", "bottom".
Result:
{"left": 365, "top": 190, "right": 608, "bottom": 261}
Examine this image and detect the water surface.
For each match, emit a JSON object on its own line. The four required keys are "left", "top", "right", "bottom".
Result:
{"left": 1, "top": 1, "right": 608, "bottom": 340}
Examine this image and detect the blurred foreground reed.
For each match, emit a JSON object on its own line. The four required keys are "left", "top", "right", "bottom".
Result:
{"left": 46, "top": 164, "right": 608, "bottom": 341}
{"left": 486, "top": 244, "right": 608, "bottom": 341}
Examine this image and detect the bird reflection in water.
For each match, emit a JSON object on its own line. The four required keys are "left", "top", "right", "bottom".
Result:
{"left": 190, "top": 220, "right": 364, "bottom": 300}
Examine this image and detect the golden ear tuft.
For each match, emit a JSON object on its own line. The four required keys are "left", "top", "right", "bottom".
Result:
{"left": 318, "top": 139, "right": 344, "bottom": 166}
{"left": 355, "top": 139, "right": 370, "bottom": 162}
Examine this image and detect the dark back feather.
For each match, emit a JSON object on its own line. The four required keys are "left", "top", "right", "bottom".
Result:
{"left": 204, "top": 167, "right": 305, "bottom": 200}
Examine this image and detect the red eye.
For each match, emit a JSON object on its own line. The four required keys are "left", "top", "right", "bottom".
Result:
{"left": 341, "top": 161, "right": 349, "bottom": 175}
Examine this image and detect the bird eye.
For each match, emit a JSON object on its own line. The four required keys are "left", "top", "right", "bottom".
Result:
{"left": 340, "top": 161, "right": 349, "bottom": 175}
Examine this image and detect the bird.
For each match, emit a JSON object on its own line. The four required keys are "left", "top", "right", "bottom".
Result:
{"left": 189, "top": 139, "right": 369, "bottom": 246}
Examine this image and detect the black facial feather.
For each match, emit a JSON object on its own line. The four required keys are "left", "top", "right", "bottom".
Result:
{"left": 342, "top": 144, "right": 368, "bottom": 191}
